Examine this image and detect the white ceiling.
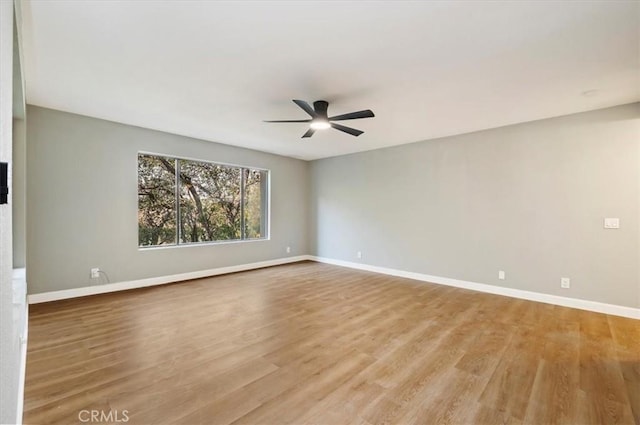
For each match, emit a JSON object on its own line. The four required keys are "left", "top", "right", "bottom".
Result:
{"left": 21, "top": 1, "right": 640, "bottom": 160}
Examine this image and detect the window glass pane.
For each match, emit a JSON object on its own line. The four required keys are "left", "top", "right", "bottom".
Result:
{"left": 179, "top": 160, "right": 242, "bottom": 243}
{"left": 138, "top": 154, "right": 268, "bottom": 247}
{"left": 138, "top": 154, "right": 177, "bottom": 246}
{"left": 244, "top": 169, "right": 267, "bottom": 239}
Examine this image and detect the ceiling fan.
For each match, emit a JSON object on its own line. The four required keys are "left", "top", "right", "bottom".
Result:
{"left": 264, "top": 99, "right": 375, "bottom": 138}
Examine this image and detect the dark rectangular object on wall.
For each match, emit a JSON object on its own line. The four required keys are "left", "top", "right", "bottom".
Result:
{"left": 0, "top": 162, "right": 8, "bottom": 204}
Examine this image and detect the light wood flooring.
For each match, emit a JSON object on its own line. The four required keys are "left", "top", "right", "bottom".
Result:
{"left": 24, "top": 261, "right": 639, "bottom": 424}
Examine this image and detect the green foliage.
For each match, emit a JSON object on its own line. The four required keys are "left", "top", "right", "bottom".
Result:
{"left": 138, "top": 154, "right": 266, "bottom": 247}
{"left": 138, "top": 155, "right": 177, "bottom": 246}
{"left": 179, "top": 159, "right": 242, "bottom": 243}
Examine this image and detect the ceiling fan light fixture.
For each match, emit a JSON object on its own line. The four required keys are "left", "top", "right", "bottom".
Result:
{"left": 310, "top": 119, "right": 331, "bottom": 130}
{"left": 264, "top": 100, "right": 373, "bottom": 138}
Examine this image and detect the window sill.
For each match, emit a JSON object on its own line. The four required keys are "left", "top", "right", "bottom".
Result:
{"left": 138, "top": 237, "right": 270, "bottom": 251}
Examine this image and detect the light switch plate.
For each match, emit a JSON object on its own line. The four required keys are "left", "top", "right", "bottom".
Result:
{"left": 604, "top": 218, "right": 620, "bottom": 229}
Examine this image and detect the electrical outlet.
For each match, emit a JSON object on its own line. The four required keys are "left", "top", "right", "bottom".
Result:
{"left": 498, "top": 270, "right": 505, "bottom": 280}
{"left": 286, "top": 246, "right": 291, "bottom": 254}
{"left": 91, "top": 268, "right": 100, "bottom": 279}
{"left": 356, "top": 251, "right": 362, "bottom": 259}
{"left": 561, "top": 277, "right": 570, "bottom": 289}
{"left": 604, "top": 218, "right": 620, "bottom": 229}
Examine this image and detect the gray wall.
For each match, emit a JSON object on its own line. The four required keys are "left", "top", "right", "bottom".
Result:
{"left": 26, "top": 106, "right": 310, "bottom": 294}
{"left": 311, "top": 103, "right": 640, "bottom": 308}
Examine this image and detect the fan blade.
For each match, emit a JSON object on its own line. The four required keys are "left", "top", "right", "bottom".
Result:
{"left": 263, "top": 119, "right": 311, "bottom": 123}
{"left": 302, "top": 128, "right": 316, "bottom": 138}
{"left": 329, "top": 109, "right": 375, "bottom": 121}
{"left": 292, "top": 100, "right": 317, "bottom": 118}
{"left": 331, "top": 123, "right": 364, "bottom": 137}
{"left": 313, "top": 100, "right": 329, "bottom": 118}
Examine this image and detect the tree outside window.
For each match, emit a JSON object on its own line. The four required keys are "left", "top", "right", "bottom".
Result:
{"left": 138, "top": 154, "right": 268, "bottom": 247}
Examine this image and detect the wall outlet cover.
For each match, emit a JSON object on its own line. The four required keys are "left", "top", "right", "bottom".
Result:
{"left": 604, "top": 218, "right": 620, "bottom": 229}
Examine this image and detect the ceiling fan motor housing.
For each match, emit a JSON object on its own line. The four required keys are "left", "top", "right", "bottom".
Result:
{"left": 313, "top": 100, "right": 329, "bottom": 118}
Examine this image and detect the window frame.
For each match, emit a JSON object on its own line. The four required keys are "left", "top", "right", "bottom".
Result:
{"left": 137, "top": 151, "right": 271, "bottom": 249}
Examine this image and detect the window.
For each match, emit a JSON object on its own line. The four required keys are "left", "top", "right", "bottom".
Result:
{"left": 138, "top": 153, "right": 268, "bottom": 247}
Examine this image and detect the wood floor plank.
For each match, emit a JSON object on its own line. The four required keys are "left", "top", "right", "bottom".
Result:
{"left": 23, "top": 261, "right": 639, "bottom": 425}
{"left": 472, "top": 403, "right": 523, "bottom": 425}
{"left": 231, "top": 350, "right": 375, "bottom": 425}
{"left": 523, "top": 334, "right": 581, "bottom": 425}
{"left": 577, "top": 389, "right": 636, "bottom": 425}
{"left": 478, "top": 325, "right": 545, "bottom": 420}
{"left": 174, "top": 344, "right": 365, "bottom": 425}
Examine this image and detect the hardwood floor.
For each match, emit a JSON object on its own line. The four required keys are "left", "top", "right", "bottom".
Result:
{"left": 24, "top": 261, "right": 639, "bottom": 425}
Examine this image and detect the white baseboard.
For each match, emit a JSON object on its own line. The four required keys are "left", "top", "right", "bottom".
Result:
{"left": 27, "top": 254, "right": 639, "bottom": 320}
{"left": 27, "top": 256, "right": 310, "bottom": 304}
{"left": 309, "top": 256, "right": 640, "bottom": 320}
